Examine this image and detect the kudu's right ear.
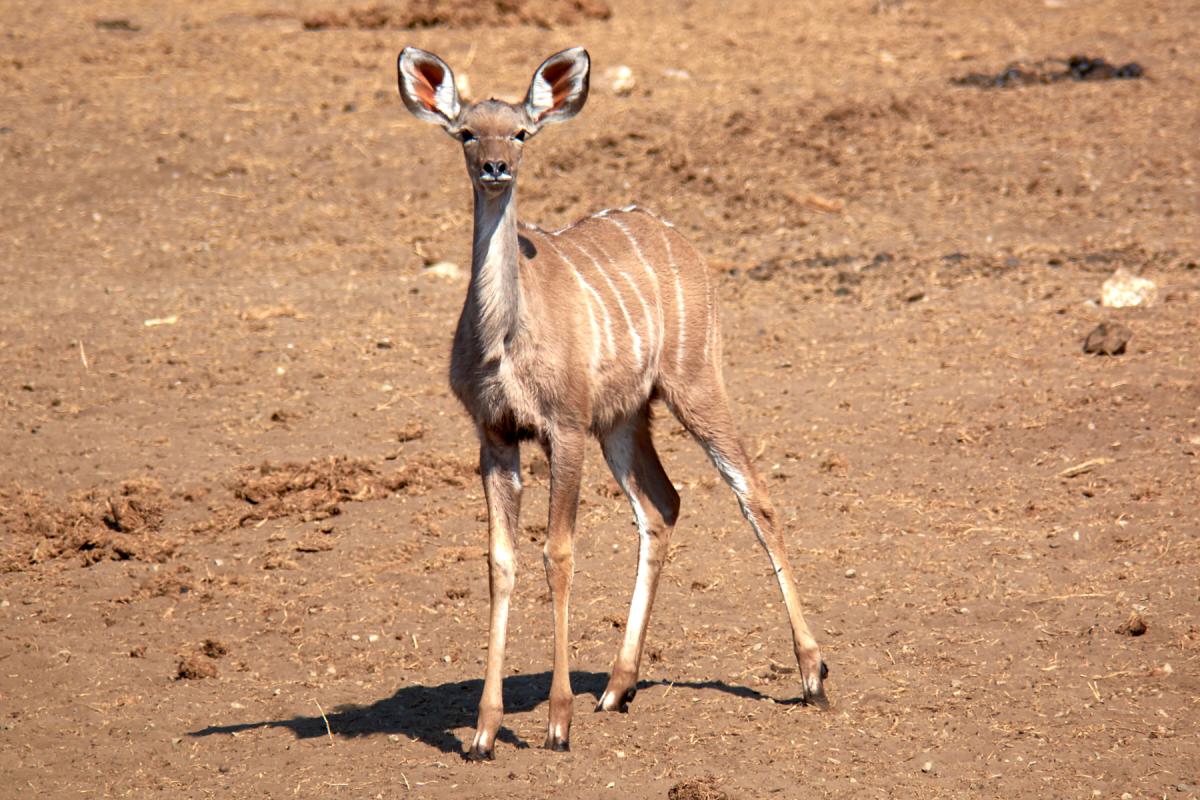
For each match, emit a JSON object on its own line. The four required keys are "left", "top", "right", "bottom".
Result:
{"left": 397, "top": 47, "right": 461, "bottom": 130}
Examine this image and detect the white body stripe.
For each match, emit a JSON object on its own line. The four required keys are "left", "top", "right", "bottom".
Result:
{"left": 573, "top": 269, "right": 604, "bottom": 373}
{"left": 606, "top": 218, "right": 664, "bottom": 356}
{"left": 545, "top": 237, "right": 616, "bottom": 361}
{"left": 660, "top": 228, "right": 687, "bottom": 372}
{"left": 571, "top": 239, "right": 644, "bottom": 369}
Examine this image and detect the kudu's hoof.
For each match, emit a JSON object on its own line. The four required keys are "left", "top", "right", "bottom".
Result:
{"left": 594, "top": 687, "right": 636, "bottom": 713}
{"left": 464, "top": 745, "right": 495, "bottom": 762}
{"left": 543, "top": 737, "right": 570, "bottom": 753}
{"left": 804, "top": 660, "right": 831, "bottom": 710}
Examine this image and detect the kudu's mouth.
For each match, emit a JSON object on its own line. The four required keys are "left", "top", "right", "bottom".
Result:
{"left": 477, "top": 174, "right": 514, "bottom": 191}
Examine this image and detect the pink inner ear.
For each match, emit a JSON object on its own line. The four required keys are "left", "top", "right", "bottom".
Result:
{"left": 541, "top": 60, "right": 574, "bottom": 108}
{"left": 412, "top": 61, "right": 444, "bottom": 111}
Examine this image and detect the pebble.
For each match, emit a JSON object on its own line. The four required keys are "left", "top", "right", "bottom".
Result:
{"left": 844, "top": 568, "right": 857, "bottom": 578}
{"left": 604, "top": 65, "right": 636, "bottom": 95}
{"left": 424, "top": 261, "right": 463, "bottom": 281}
{"left": 921, "top": 761, "right": 933, "bottom": 773}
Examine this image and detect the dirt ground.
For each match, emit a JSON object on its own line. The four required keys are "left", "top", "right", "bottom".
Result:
{"left": 1, "top": 0, "right": 1198, "bottom": 797}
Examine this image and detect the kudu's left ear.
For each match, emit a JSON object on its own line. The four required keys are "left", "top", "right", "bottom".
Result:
{"left": 397, "top": 47, "right": 461, "bottom": 130}
{"left": 524, "top": 47, "right": 590, "bottom": 129}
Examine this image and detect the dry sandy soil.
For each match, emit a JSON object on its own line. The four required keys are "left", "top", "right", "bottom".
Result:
{"left": 1, "top": 0, "right": 1198, "bottom": 797}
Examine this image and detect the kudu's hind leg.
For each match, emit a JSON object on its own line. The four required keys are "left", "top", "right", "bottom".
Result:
{"left": 668, "top": 383, "right": 829, "bottom": 707}
{"left": 597, "top": 405, "right": 681, "bottom": 712}
{"left": 468, "top": 430, "right": 522, "bottom": 760}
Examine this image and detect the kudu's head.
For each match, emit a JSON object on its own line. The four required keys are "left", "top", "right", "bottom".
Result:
{"left": 397, "top": 47, "right": 590, "bottom": 197}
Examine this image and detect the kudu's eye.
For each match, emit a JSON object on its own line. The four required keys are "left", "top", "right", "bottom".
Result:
{"left": 513, "top": 130, "right": 529, "bottom": 142}
{"left": 458, "top": 130, "right": 477, "bottom": 143}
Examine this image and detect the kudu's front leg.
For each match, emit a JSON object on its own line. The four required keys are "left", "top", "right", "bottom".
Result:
{"left": 467, "top": 429, "right": 522, "bottom": 761}
{"left": 542, "top": 425, "right": 586, "bottom": 751}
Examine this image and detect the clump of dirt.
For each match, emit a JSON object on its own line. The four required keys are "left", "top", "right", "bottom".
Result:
{"left": 0, "top": 480, "right": 173, "bottom": 571}
{"left": 954, "top": 55, "right": 1144, "bottom": 89}
{"left": 1083, "top": 321, "right": 1132, "bottom": 355}
{"left": 231, "top": 456, "right": 410, "bottom": 525}
{"left": 229, "top": 454, "right": 473, "bottom": 527}
{"left": 1117, "top": 611, "right": 1148, "bottom": 637}
{"left": 176, "top": 655, "right": 218, "bottom": 680}
{"left": 297, "top": 0, "right": 610, "bottom": 31}
{"left": 200, "top": 639, "right": 229, "bottom": 658}
{"left": 669, "top": 776, "right": 731, "bottom": 800}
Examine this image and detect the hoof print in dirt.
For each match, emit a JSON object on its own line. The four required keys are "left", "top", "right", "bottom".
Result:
{"left": 954, "top": 54, "right": 1144, "bottom": 89}
{"left": 668, "top": 775, "right": 731, "bottom": 800}
{"left": 1082, "top": 321, "right": 1131, "bottom": 355}
{"left": 176, "top": 655, "right": 218, "bottom": 680}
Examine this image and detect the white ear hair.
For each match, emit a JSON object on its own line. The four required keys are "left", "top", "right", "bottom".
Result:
{"left": 397, "top": 47, "right": 461, "bottom": 128}
{"left": 524, "top": 47, "right": 590, "bottom": 128}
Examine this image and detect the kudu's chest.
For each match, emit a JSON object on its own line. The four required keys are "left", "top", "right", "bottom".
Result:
{"left": 449, "top": 316, "right": 547, "bottom": 432}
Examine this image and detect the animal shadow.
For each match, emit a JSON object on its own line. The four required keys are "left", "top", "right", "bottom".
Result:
{"left": 188, "top": 671, "right": 607, "bottom": 756}
{"left": 188, "top": 671, "right": 796, "bottom": 757}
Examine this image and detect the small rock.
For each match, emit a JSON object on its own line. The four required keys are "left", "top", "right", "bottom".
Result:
{"left": 1101, "top": 268, "right": 1157, "bottom": 308}
{"left": 423, "top": 261, "right": 463, "bottom": 281}
{"left": 844, "top": 568, "right": 857, "bottom": 578}
{"left": 1083, "top": 321, "right": 1132, "bottom": 356}
{"left": 603, "top": 65, "right": 636, "bottom": 95}
{"left": 394, "top": 422, "right": 424, "bottom": 443}
{"left": 921, "top": 761, "right": 934, "bottom": 773}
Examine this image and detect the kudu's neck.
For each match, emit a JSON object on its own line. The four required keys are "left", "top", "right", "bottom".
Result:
{"left": 469, "top": 185, "right": 520, "bottom": 361}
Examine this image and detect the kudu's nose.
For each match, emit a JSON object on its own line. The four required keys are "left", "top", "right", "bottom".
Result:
{"left": 482, "top": 160, "right": 509, "bottom": 178}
